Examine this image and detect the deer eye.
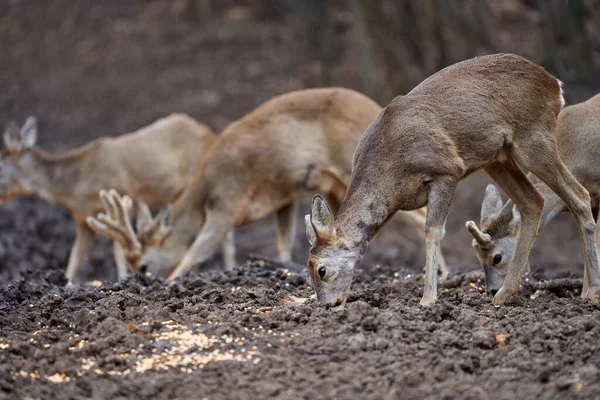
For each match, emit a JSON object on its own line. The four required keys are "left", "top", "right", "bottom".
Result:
{"left": 493, "top": 254, "right": 502, "bottom": 265}
{"left": 318, "top": 266, "right": 326, "bottom": 279}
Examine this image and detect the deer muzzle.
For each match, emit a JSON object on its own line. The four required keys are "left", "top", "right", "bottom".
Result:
{"left": 483, "top": 265, "right": 504, "bottom": 295}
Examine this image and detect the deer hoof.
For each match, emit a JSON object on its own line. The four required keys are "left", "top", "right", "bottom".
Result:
{"left": 582, "top": 286, "right": 600, "bottom": 304}
{"left": 438, "top": 270, "right": 450, "bottom": 284}
{"left": 492, "top": 286, "right": 513, "bottom": 307}
{"left": 419, "top": 295, "right": 437, "bottom": 307}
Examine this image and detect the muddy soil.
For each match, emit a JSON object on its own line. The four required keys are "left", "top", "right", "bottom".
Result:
{"left": 2, "top": 1, "right": 600, "bottom": 399}
{"left": 1, "top": 261, "right": 599, "bottom": 400}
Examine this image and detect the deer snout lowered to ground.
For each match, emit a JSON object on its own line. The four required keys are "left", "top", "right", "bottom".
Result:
{"left": 87, "top": 88, "right": 447, "bottom": 279}
{"left": 0, "top": 114, "right": 223, "bottom": 282}
{"left": 467, "top": 92, "right": 600, "bottom": 295}
{"left": 305, "top": 53, "right": 600, "bottom": 307}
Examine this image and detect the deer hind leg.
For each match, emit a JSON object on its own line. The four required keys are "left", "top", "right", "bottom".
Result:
{"left": 65, "top": 223, "right": 95, "bottom": 283}
{"left": 514, "top": 140, "right": 599, "bottom": 301}
{"left": 221, "top": 231, "right": 236, "bottom": 271}
{"left": 113, "top": 242, "right": 129, "bottom": 280}
{"left": 168, "top": 212, "right": 235, "bottom": 280}
{"left": 274, "top": 201, "right": 298, "bottom": 262}
{"left": 588, "top": 197, "right": 600, "bottom": 295}
{"left": 420, "top": 176, "right": 457, "bottom": 306}
{"left": 484, "top": 160, "right": 544, "bottom": 306}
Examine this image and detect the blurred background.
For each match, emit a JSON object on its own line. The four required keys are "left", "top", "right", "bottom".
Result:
{"left": 1, "top": 0, "right": 599, "bottom": 281}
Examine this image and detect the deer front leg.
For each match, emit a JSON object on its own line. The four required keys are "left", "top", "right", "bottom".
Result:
{"left": 274, "top": 201, "right": 298, "bottom": 262}
{"left": 421, "top": 177, "right": 457, "bottom": 306}
{"left": 168, "top": 212, "right": 234, "bottom": 280}
{"left": 397, "top": 209, "right": 449, "bottom": 282}
{"left": 113, "top": 242, "right": 129, "bottom": 280}
{"left": 221, "top": 231, "right": 236, "bottom": 271}
{"left": 65, "top": 223, "right": 95, "bottom": 283}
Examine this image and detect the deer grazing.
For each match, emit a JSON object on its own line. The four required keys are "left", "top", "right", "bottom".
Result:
{"left": 305, "top": 53, "right": 600, "bottom": 307}
{"left": 467, "top": 93, "right": 600, "bottom": 295}
{"left": 87, "top": 88, "right": 447, "bottom": 280}
{"left": 0, "top": 114, "right": 223, "bottom": 282}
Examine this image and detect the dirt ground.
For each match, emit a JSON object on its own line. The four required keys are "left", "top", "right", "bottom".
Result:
{"left": 1, "top": 1, "right": 600, "bottom": 399}
{"left": 1, "top": 261, "right": 600, "bottom": 399}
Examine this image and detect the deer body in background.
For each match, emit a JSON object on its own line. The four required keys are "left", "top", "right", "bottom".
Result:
{"left": 305, "top": 53, "right": 600, "bottom": 307}
{"left": 467, "top": 93, "right": 600, "bottom": 294}
{"left": 88, "top": 88, "right": 447, "bottom": 280}
{"left": 1, "top": 114, "right": 221, "bottom": 282}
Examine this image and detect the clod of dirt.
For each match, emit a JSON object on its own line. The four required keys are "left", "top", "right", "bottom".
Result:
{"left": 472, "top": 328, "right": 495, "bottom": 349}
{"left": 91, "top": 317, "right": 143, "bottom": 351}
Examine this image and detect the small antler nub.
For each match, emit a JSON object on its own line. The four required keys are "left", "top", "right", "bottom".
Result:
{"left": 465, "top": 220, "right": 493, "bottom": 247}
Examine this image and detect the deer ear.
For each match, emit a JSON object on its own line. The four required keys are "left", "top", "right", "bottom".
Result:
{"left": 3, "top": 121, "right": 21, "bottom": 151}
{"left": 156, "top": 204, "right": 173, "bottom": 243}
{"left": 512, "top": 204, "right": 521, "bottom": 223}
{"left": 159, "top": 204, "right": 173, "bottom": 229}
{"left": 136, "top": 201, "right": 154, "bottom": 233}
{"left": 481, "top": 184, "right": 503, "bottom": 224}
{"left": 305, "top": 214, "right": 317, "bottom": 246}
{"left": 20, "top": 116, "right": 37, "bottom": 148}
{"left": 310, "top": 195, "right": 335, "bottom": 241}
{"left": 508, "top": 204, "right": 521, "bottom": 230}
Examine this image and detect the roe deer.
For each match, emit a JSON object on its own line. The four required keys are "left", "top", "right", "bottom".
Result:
{"left": 0, "top": 114, "right": 223, "bottom": 282}
{"left": 87, "top": 88, "right": 447, "bottom": 279}
{"left": 305, "top": 53, "right": 600, "bottom": 307}
{"left": 467, "top": 93, "right": 600, "bottom": 295}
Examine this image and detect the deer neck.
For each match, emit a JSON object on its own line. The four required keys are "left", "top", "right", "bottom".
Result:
{"left": 168, "top": 180, "right": 208, "bottom": 247}
{"left": 334, "top": 189, "right": 391, "bottom": 259}
{"left": 17, "top": 147, "right": 88, "bottom": 207}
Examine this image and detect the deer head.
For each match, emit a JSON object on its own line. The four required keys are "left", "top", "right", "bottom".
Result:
{"left": 87, "top": 189, "right": 186, "bottom": 277}
{"left": 465, "top": 184, "right": 521, "bottom": 294}
{"left": 0, "top": 116, "right": 39, "bottom": 201}
{"left": 305, "top": 195, "right": 358, "bottom": 306}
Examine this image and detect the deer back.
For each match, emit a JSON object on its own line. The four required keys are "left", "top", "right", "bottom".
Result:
{"left": 553, "top": 93, "right": 600, "bottom": 193}
{"left": 178, "top": 88, "right": 382, "bottom": 225}
{"left": 343, "top": 53, "right": 563, "bottom": 214}
{"left": 66, "top": 114, "right": 215, "bottom": 222}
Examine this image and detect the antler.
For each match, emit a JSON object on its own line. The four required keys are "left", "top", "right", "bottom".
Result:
{"left": 465, "top": 220, "right": 493, "bottom": 248}
{"left": 135, "top": 201, "right": 155, "bottom": 237}
{"left": 135, "top": 201, "right": 173, "bottom": 245}
{"left": 86, "top": 189, "right": 142, "bottom": 255}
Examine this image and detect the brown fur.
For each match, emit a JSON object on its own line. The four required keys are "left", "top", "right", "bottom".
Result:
{"left": 1, "top": 114, "right": 216, "bottom": 281}
{"left": 307, "top": 54, "right": 600, "bottom": 307}
{"left": 90, "top": 88, "right": 441, "bottom": 279}
{"left": 469, "top": 92, "right": 600, "bottom": 294}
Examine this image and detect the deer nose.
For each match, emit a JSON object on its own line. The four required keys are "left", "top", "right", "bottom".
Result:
{"left": 139, "top": 264, "right": 148, "bottom": 275}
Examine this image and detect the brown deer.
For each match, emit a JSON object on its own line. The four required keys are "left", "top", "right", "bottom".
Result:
{"left": 467, "top": 93, "right": 600, "bottom": 295}
{"left": 305, "top": 53, "right": 600, "bottom": 307}
{"left": 87, "top": 88, "right": 447, "bottom": 280}
{"left": 0, "top": 114, "right": 223, "bottom": 282}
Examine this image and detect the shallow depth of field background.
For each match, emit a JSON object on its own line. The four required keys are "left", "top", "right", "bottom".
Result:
{"left": 1, "top": 0, "right": 600, "bottom": 280}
